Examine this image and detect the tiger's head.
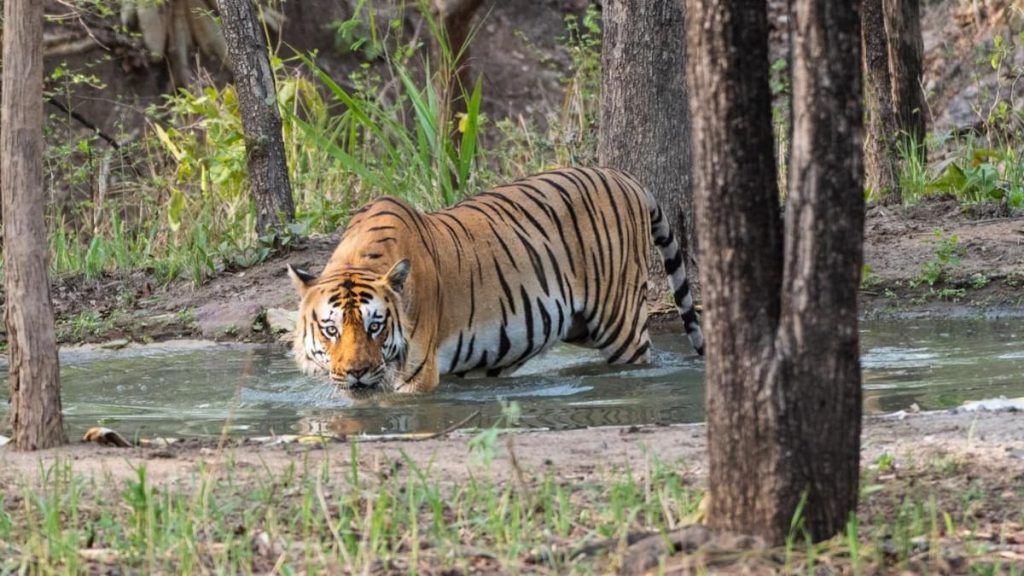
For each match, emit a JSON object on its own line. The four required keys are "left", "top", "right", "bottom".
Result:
{"left": 287, "top": 260, "right": 411, "bottom": 391}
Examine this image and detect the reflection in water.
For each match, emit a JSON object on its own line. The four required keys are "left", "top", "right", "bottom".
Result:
{"left": 0, "top": 319, "right": 1021, "bottom": 439}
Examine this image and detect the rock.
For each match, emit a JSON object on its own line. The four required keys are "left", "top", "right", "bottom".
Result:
{"left": 957, "top": 397, "right": 1024, "bottom": 413}
{"left": 194, "top": 301, "right": 264, "bottom": 339}
{"left": 100, "top": 339, "right": 131, "bottom": 350}
{"left": 266, "top": 307, "right": 297, "bottom": 334}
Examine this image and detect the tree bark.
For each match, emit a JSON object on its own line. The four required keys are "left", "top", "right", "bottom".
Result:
{"left": 3, "top": 0, "right": 67, "bottom": 450}
{"left": 686, "top": 0, "right": 864, "bottom": 544}
{"left": 863, "top": 0, "right": 901, "bottom": 204}
{"left": 599, "top": 0, "right": 695, "bottom": 292}
{"left": 777, "top": 0, "right": 864, "bottom": 542}
{"left": 216, "top": 0, "right": 295, "bottom": 235}
{"left": 884, "top": 0, "right": 927, "bottom": 150}
{"left": 685, "top": 0, "right": 784, "bottom": 539}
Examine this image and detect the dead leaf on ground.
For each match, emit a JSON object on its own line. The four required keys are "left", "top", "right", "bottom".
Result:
{"left": 83, "top": 426, "right": 133, "bottom": 448}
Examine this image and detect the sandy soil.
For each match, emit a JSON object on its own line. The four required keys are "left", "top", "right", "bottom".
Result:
{"left": 3, "top": 409, "right": 1021, "bottom": 488}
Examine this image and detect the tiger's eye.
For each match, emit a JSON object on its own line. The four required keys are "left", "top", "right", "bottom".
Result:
{"left": 324, "top": 325, "right": 338, "bottom": 338}
{"left": 368, "top": 321, "right": 382, "bottom": 334}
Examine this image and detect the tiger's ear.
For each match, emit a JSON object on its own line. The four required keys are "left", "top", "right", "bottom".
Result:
{"left": 287, "top": 264, "right": 317, "bottom": 296}
{"left": 384, "top": 259, "right": 411, "bottom": 294}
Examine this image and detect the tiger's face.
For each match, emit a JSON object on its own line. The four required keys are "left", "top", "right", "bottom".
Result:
{"left": 287, "top": 260, "right": 410, "bottom": 391}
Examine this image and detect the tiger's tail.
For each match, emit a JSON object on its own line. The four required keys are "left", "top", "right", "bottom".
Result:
{"left": 647, "top": 195, "right": 705, "bottom": 356}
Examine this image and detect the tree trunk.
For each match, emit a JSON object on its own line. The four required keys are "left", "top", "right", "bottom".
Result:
{"left": 863, "top": 0, "right": 901, "bottom": 204}
{"left": 684, "top": 0, "right": 785, "bottom": 539}
{"left": 884, "top": 0, "right": 927, "bottom": 150}
{"left": 776, "top": 0, "right": 864, "bottom": 541}
{"left": 599, "top": 0, "right": 695, "bottom": 294}
{"left": 216, "top": 0, "right": 295, "bottom": 235}
{"left": 686, "top": 0, "right": 864, "bottom": 544}
{"left": 3, "top": 0, "right": 67, "bottom": 450}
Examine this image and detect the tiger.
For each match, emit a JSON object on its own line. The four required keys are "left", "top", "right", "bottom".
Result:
{"left": 287, "top": 166, "right": 704, "bottom": 394}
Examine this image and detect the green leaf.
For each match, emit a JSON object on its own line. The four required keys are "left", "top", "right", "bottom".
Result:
{"left": 168, "top": 188, "right": 187, "bottom": 232}
{"left": 927, "top": 162, "right": 966, "bottom": 194}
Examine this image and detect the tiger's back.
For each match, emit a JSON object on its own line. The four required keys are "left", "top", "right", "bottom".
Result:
{"left": 291, "top": 166, "right": 703, "bottom": 393}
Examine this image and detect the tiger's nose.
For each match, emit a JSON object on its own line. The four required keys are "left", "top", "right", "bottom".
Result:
{"left": 347, "top": 367, "right": 368, "bottom": 380}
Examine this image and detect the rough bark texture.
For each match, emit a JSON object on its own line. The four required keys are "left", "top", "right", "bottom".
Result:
{"left": 3, "top": 0, "right": 67, "bottom": 450}
{"left": 777, "top": 0, "right": 864, "bottom": 541}
{"left": 863, "top": 0, "right": 902, "bottom": 204}
{"left": 217, "top": 0, "right": 295, "bottom": 234}
{"left": 598, "top": 0, "right": 695, "bottom": 289}
{"left": 884, "top": 0, "right": 927, "bottom": 150}
{"left": 685, "top": 0, "right": 785, "bottom": 540}
{"left": 686, "top": 0, "right": 864, "bottom": 544}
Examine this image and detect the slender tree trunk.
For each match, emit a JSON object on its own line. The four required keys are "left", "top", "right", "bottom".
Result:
{"left": 884, "top": 0, "right": 927, "bottom": 150}
{"left": 863, "top": 0, "right": 901, "bottom": 204}
{"left": 3, "top": 0, "right": 67, "bottom": 450}
{"left": 686, "top": 0, "right": 864, "bottom": 544}
{"left": 599, "top": 0, "right": 696, "bottom": 292}
{"left": 217, "top": 0, "right": 295, "bottom": 235}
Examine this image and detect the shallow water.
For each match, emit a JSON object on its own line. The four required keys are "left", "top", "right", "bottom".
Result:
{"left": 0, "top": 319, "right": 1021, "bottom": 439}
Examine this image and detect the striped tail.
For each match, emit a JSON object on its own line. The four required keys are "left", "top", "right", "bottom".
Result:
{"left": 648, "top": 197, "right": 705, "bottom": 356}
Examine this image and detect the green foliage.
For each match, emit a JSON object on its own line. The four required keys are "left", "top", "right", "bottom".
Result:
{"left": 916, "top": 229, "right": 965, "bottom": 287}
{"left": 35, "top": 0, "right": 552, "bottom": 286}
{"left": 552, "top": 4, "right": 602, "bottom": 166}
{"left": 895, "top": 32, "right": 1024, "bottom": 209}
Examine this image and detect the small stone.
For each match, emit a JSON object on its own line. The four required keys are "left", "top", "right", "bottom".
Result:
{"left": 266, "top": 308, "right": 297, "bottom": 334}
{"left": 195, "top": 302, "right": 264, "bottom": 339}
{"left": 100, "top": 339, "right": 131, "bottom": 350}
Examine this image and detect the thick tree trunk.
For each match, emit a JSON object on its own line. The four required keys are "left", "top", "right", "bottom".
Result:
{"left": 776, "top": 0, "right": 864, "bottom": 541}
{"left": 684, "top": 0, "right": 784, "bottom": 539}
{"left": 863, "top": 0, "right": 901, "bottom": 204}
{"left": 599, "top": 0, "right": 695, "bottom": 293}
{"left": 884, "top": 0, "right": 927, "bottom": 150}
{"left": 216, "top": 0, "right": 295, "bottom": 235}
{"left": 686, "top": 0, "right": 863, "bottom": 544}
{"left": 3, "top": 0, "right": 67, "bottom": 450}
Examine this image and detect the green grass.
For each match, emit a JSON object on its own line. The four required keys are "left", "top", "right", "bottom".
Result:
{"left": 1, "top": 437, "right": 1019, "bottom": 574}
{"left": 26, "top": 3, "right": 609, "bottom": 289}
{"left": 0, "top": 445, "right": 701, "bottom": 574}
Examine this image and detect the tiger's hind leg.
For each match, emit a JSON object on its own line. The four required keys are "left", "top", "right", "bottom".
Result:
{"left": 582, "top": 288, "right": 654, "bottom": 366}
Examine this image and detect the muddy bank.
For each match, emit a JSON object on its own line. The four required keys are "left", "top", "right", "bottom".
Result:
{"left": 7, "top": 196, "right": 1017, "bottom": 347}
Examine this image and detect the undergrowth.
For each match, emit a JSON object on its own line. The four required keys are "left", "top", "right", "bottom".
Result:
{"left": 32, "top": 3, "right": 600, "bottom": 287}
{"left": 885, "top": 31, "right": 1024, "bottom": 209}
{"left": 1, "top": 434, "right": 1019, "bottom": 574}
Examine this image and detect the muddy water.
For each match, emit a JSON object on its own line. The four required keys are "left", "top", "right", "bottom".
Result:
{"left": 0, "top": 319, "right": 1021, "bottom": 439}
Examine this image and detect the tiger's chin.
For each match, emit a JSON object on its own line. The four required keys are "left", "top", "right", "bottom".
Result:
{"left": 327, "top": 364, "right": 405, "bottom": 396}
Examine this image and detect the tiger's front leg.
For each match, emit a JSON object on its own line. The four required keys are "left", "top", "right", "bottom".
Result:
{"left": 396, "top": 354, "right": 440, "bottom": 394}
